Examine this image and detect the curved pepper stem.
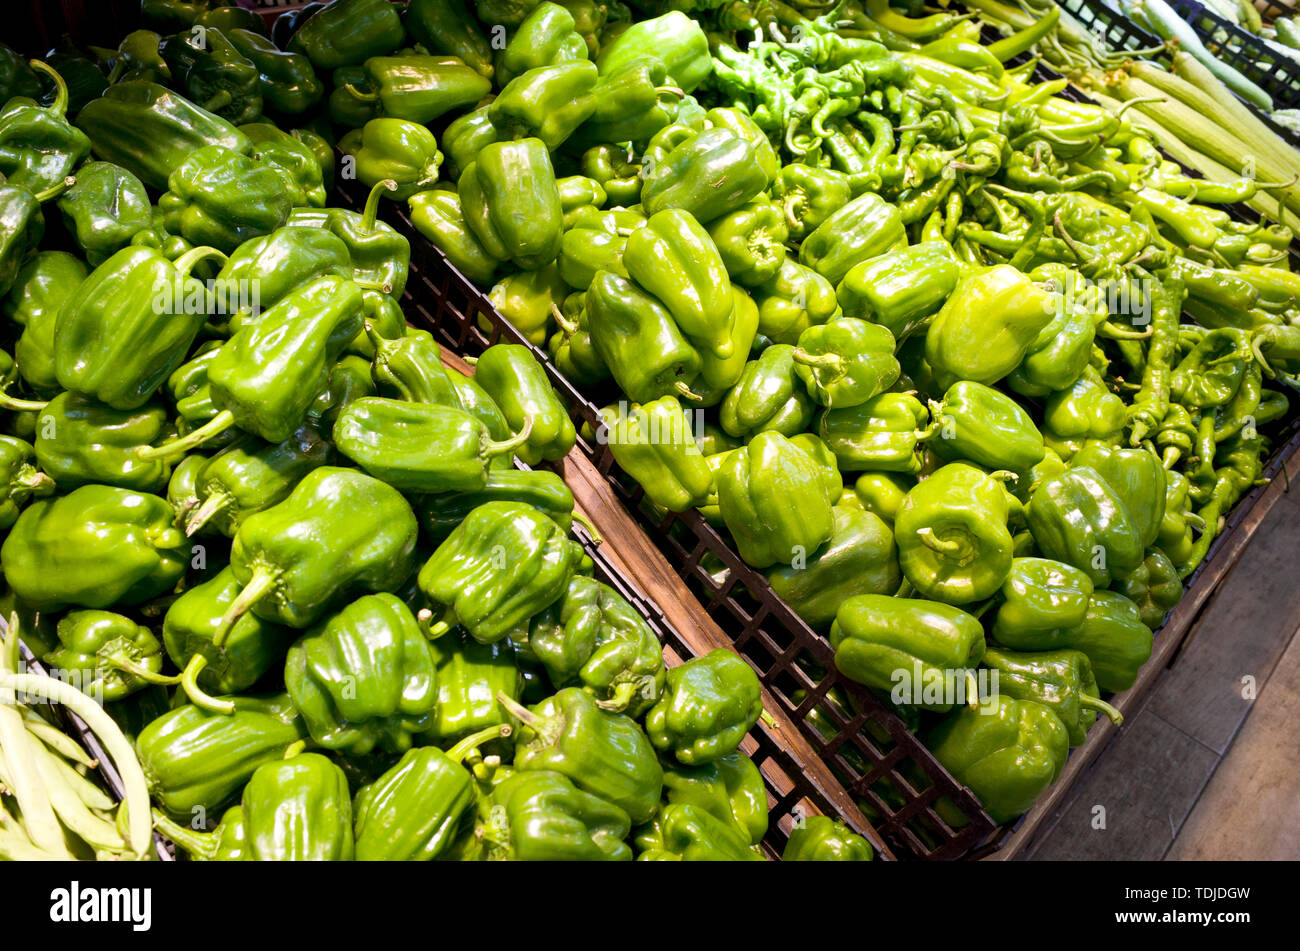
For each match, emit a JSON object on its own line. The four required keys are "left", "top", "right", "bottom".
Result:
{"left": 178, "top": 565, "right": 282, "bottom": 712}
{"left": 571, "top": 510, "right": 602, "bottom": 546}
{"left": 1081, "top": 693, "right": 1124, "bottom": 726}
{"left": 138, "top": 410, "right": 236, "bottom": 462}
{"left": 179, "top": 655, "right": 235, "bottom": 716}
{"left": 151, "top": 809, "right": 219, "bottom": 860}
{"left": 362, "top": 180, "right": 398, "bottom": 233}
{"left": 481, "top": 415, "right": 535, "bottom": 460}
{"left": 203, "top": 90, "right": 233, "bottom": 114}
{"left": 28, "top": 59, "right": 67, "bottom": 118}
{"left": 445, "top": 724, "right": 513, "bottom": 763}
{"left": 417, "top": 606, "right": 455, "bottom": 640}
{"left": 106, "top": 654, "right": 180, "bottom": 687}
{"left": 494, "top": 690, "right": 542, "bottom": 728}
{"left": 185, "top": 492, "right": 230, "bottom": 538}
{"left": 550, "top": 303, "right": 577, "bottom": 336}
{"left": 343, "top": 83, "right": 379, "bottom": 103}
{"left": 0, "top": 391, "right": 48, "bottom": 413}
{"left": 172, "top": 245, "right": 228, "bottom": 279}
{"left": 791, "top": 348, "right": 846, "bottom": 374}
{"left": 674, "top": 380, "right": 703, "bottom": 403}
{"left": 596, "top": 681, "right": 640, "bottom": 713}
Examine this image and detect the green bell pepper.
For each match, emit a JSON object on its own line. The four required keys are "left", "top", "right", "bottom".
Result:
{"left": 792, "top": 317, "right": 899, "bottom": 410}
{"left": 136, "top": 694, "right": 309, "bottom": 816}
{"left": 1026, "top": 467, "right": 1143, "bottom": 588}
{"left": 113, "top": 29, "right": 171, "bottom": 84}
{"left": 990, "top": 556, "right": 1095, "bottom": 650}
{"left": 694, "top": 286, "right": 759, "bottom": 404}
{"left": 594, "top": 11, "right": 711, "bottom": 93}
{"left": 471, "top": 344, "right": 577, "bottom": 464}
{"left": 289, "top": 180, "right": 410, "bottom": 297}
{"left": 598, "top": 395, "right": 713, "bottom": 512}
{"left": 925, "top": 693, "right": 1068, "bottom": 825}
{"left": 240, "top": 122, "right": 328, "bottom": 208}
{"left": 344, "top": 117, "right": 443, "bottom": 200}
{"left": 818, "top": 391, "right": 930, "bottom": 474}
{"left": 924, "top": 265, "right": 1057, "bottom": 388}
{"left": 406, "top": 0, "right": 495, "bottom": 78}
{"left": 716, "top": 430, "right": 835, "bottom": 568}
{"left": 0, "top": 435, "right": 54, "bottom": 530}
{"left": 1, "top": 485, "right": 189, "bottom": 611}
{"left": 0, "top": 60, "right": 91, "bottom": 195}
{"left": 641, "top": 128, "right": 769, "bottom": 224}
{"left": 1069, "top": 443, "right": 1166, "bottom": 550}
{"left": 837, "top": 241, "right": 961, "bottom": 344}
{"left": 753, "top": 258, "right": 840, "bottom": 346}
{"left": 502, "top": 686, "right": 663, "bottom": 823}
{"left": 773, "top": 165, "right": 853, "bottom": 242}
{"left": 227, "top": 28, "right": 323, "bottom": 115}
{"left": 851, "top": 471, "right": 914, "bottom": 525}
{"left": 982, "top": 646, "right": 1123, "bottom": 747}
{"left": 802, "top": 193, "right": 910, "bottom": 292}
{"left": 497, "top": 2, "right": 588, "bottom": 86}
{"left": 572, "top": 60, "right": 681, "bottom": 148}
{"left": 75, "top": 81, "right": 250, "bottom": 192}
{"left": 477, "top": 768, "right": 632, "bottom": 861}
{"left": 240, "top": 752, "right": 354, "bottom": 860}
{"left": 285, "top": 593, "right": 439, "bottom": 755}
{"left": 490, "top": 61, "right": 599, "bottom": 149}
{"left": 529, "top": 574, "right": 666, "bottom": 716}
{"left": 927, "top": 380, "right": 1045, "bottom": 473}
{"left": 416, "top": 468, "right": 576, "bottom": 541}
{"left": 34, "top": 392, "right": 172, "bottom": 493}
{"left": 586, "top": 269, "right": 702, "bottom": 402}
{"left": 159, "top": 145, "right": 293, "bottom": 253}
{"left": 424, "top": 630, "right": 523, "bottom": 744}
{"left": 719, "top": 344, "right": 816, "bottom": 439}
{"left": 460, "top": 138, "right": 563, "bottom": 270}
{"left": 213, "top": 225, "right": 352, "bottom": 327}
{"left": 1055, "top": 591, "right": 1153, "bottom": 693}
{"left": 705, "top": 199, "right": 788, "bottom": 289}
{"left": 407, "top": 188, "right": 500, "bottom": 286}
{"left": 0, "top": 182, "right": 55, "bottom": 300}
{"left": 289, "top": 0, "right": 406, "bottom": 69}
{"left": 442, "top": 107, "right": 500, "bottom": 181}
{"left": 159, "top": 27, "right": 261, "bottom": 125}
{"left": 1116, "top": 548, "right": 1183, "bottom": 630}
{"left": 782, "top": 816, "right": 874, "bottom": 861}
{"left": 418, "top": 501, "right": 584, "bottom": 644}
{"left": 658, "top": 750, "right": 768, "bottom": 846}
{"left": 151, "top": 806, "right": 248, "bottom": 861}
{"left": 366, "top": 327, "right": 458, "bottom": 405}
{"left": 768, "top": 500, "right": 901, "bottom": 632}
{"left": 349, "top": 55, "right": 492, "bottom": 124}
{"left": 45, "top": 610, "right": 176, "bottom": 702}
{"left": 1042, "top": 368, "right": 1126, "bottom": 458}
{"left": 162, "top": 565, "right": 294, "bottom": 697}
{"left": 6, "top": 251, "right": 86, "bottom": 395}
{"left": 55, "top": 162, "right": 152, "bottom": 266}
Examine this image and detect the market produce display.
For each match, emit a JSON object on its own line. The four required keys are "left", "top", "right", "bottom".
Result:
{"left": 0, "top": 0, "right": 1296, "bottom": 859}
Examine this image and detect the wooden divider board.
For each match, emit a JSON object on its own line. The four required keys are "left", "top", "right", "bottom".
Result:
{"left": 438, "top": 350, "right": 894, "bottom": 858}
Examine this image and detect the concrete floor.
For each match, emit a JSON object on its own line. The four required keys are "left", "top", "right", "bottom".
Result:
{"left": 1023, "top": 484, "right": 1300, "bottom": 861}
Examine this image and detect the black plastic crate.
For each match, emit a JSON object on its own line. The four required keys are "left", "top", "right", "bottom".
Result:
{"left": 1168, "top": 0, "right": 1300, "bottom": 108}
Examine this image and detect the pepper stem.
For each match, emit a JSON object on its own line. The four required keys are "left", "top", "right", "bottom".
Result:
{"left": 494, "top": 690, "right": 541, "bottom": 728}
{"left": 446, "top": 724, "right": 513, "bottom": 763}
{"left": 481, "top": 415, "right": 535, "bottom": 459}
{"left": 178, "top": 655, "right": 235, "bottom": 716}
{"left": 550, "top": 303, "right": 577, "bottom": 336}
{"left": 790, "top": 348, "right": 845, "bottom": 373}
{"left": 363, "top": 180, "right": 397, "bottom": 233}
{"left": 28, "top": 59, "right": 67, "bottom": 118}
{"left": 106, "top": 655, "right": 180, "bottom": 686}
{"left": 203, "top": 90, "right": 232, "bottom": 113}
{"left": 343, "top": 82, "right": 379, "bottom": 102}
{"left": 31, "top": 176, "right": 76, "bottom": 203}
{"left": 151, "top": 809, "right": 217, "bottom": 860}
{"left": 965, "top": 669, "right": 982, "bottom": 709}
{"left": 1081, "top": 693, "right": 1124, "bottom": 726}
{"left": 172, "top": 245, "right": 228, "bottom": 280}
{"left": 417, "top": 606, "right": 454, "bottom": 640}
{"left": 916, "top": 526, "right": 964, "bottom": 555}
{"left": 596, "top": 682, "right": 639, "bottom": 712}
{"left": 571, "top": 510, "right": 602, "bottom": 545}
{"left": 0, "top": 391, "right": 48, "bottom": 412}
{"left": 674, "top": 380, "right": 703, "bottom": 402}
{"left": 216, "top": 567, "right": 279, "bottom": 649}
{"left": 185, "top": 493, "right": 229, "bottom": 537}
{"left": 138, "top": 410, "right": 236, "bottom": 461}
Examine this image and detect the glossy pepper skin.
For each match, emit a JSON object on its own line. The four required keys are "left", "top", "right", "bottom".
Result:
{"left": 925, "top": 266, "right": 1057, "bottom": 389}
{"left": 624, "top": 208, "right": 734, "bottom": 360}
{"left": 695, "top": 286, "right": 759, "bottom": 404}
{"left": 1026, "top": 467, "right": 1143, "bottom": 588}
{"left": 406, "top": 0, "right": 494, "bottom": 79}
{"left": 490, "top": 61, "right": 599, "bottom": 149}
{"left": 927, "top": 381, "right": 1045, "bottom": 473}
{"left": 646, "top": 650, "right": 762, "bottom": 766}
{"left": 704, "top": 199, "right": 788, "bottom": 289}
{"left": 159, "top": 27, "right": 261, "bottom": 125}
{"left": 720, "top": 345, "right": 815, "bottom": 439}
{"left": 46, "top": 610, "right": 174, "bottom": 702}
{"left": 837, "top": 241, "right": 962, "bottom": 345}
{"left": 56, "top": 162, "right": 152, "bottom": 266}
{"left": 55, "top": 245, "right": 222, "bottom": 411}
{"left": 289, "top": 179, "right": 410, "bottom": 297}
{"left": 0, "top": 183, "right": 50, "bottom": 300}
{"left": 1, "top": 486, "right": 189, "bottom": 611}
{"left": 773, "top": 165, "right": 852, "bottom": 242}
{"left": 227, "top": 466, "right": 418, "bottom": 631}
{"left": 344, "top": 118, "right": 442, "bottom": 201}
{"left": 1069, "top": 443, "right": 1166, "bottom": 550}
{"left": 416, "top": 469, "right": 576, "bottom": 542}
{"left": 332, "top": 398, "right": 529, "bottom": 493}
{"left": 423, "top": 631, "right": 522, "bottom": 744}
{"left": 982, "top": 647, "right": 1123, "bottom": 747}
{"left": 800, "top": 193, "right": 907, "bottom": 287}
{"left": 642, "top": 128, "right": 769, "bottom": 224}
{"left": 1116, "top": 548, "right": 1183, "bottom": 630}
{"left": 472, "top": 344, "right": 577, "bottom": 465}
{"left": 151, "top": 806, "right": 248, "bottom": 861}
{"left": 351, "top": 55, "right": 490, "bottom": 125}
{"left": 35, "top": 393, "right": 172, "bottom": 493}
{"left": 503, "top": 686, "right": 663, "bottom": 824}
{"left": 754, "top": 258, "right": 840, "bottom": 346}
{"left": 831, "top": 594, "right": 986, "bottom": 712}
{"left": 240, "top": 752, "right": 354, "bottom": 860}
{"left": 573, "top": 60, "right": 679, "bottom": 149}
{"left": 6, "top": 251, "right": 86, "bottom": 395}
{"left": 477, "top": 768, "right": 632, "bottom": 861}
{"left": 925, "top": 694, "right": 1068, "bottom": 825}
{"left": 1042, "top": 368, "right": 1126, "bottom": 458}
{"left": 0, "top": 60, "right": 91, "bottom": 195}
{"left": 496, "top": 2, "right": 588, "bottom": 86}
{"left": 163, "top": 566, "right": 294, "bottom": 697}
{"left": 990, "top": 557, "right": 1095, "bottom": 650}
{"left": 285, "top": 593, "right": 438, "bottom": 755}
{"left": 367, "top": 328, "right": 458, "bottom": 405}
{"left": 768, "top": 501, "right": 901, "bottom": 632}
{"left": 598, "top": 396, "right": 713, "bottom": 513}
{"left": 136, "top": 694, "right": 309, "bottom": 817}
{"left": 407, "top": 188, "right": 499, "bottom": 286}
{"left": 819, "top": 391, "right": 930, "bottom": 474}
{"left": 0, "top": 435, "right": 53, "bottom": 530}
{"left": 353, "top": 724, "right": 510, "bottom": 861}
{"left": 1055, "top": 591, "right": 1153, "bottom": 693}
{"left": 442, "top": 107, "right": 500, "bottom": 181}
{"left": 636, "top": 802, "right": 762, "bottom": 861}
{"left": 159, "top": 145, "right": 293, "bottom": 253}
{"left": 587, "top": 270, "right": 702, "bottom": 403}
{"left": 460, "top": 139, "right": 563, "bottom": 271}
{"left": 659, "top": 750, "right": 768, "bottom": 846}
{"left": 289, "top": 0, "right": 406, "bottom": 69}
{"left": 793, "top": 317, "right": 899, "bottom": 410}
{"left": 227, "top": 28, "right": 323, "bottom": 115}
{"left": 782, "top": 816, "right": 874, "bottom": 861}
{"left": 895, "top": 463, "right": 1015, "bottom": 605}
{"left": 418, "top": 502, "right": 584, "bottom": 645}
{"left": 74, "top": 81, "right": 250, "bottom": 192}
{"left": 594, "top": 11, "right": 711, "bottom": 93}
{"left": 529, "top": 575, "right": 666, "bottom": 717}
{"left": 213, "top": 225, "right": 351, "bottom": 328}
{"left": 240, "top": 123, "right": 328, "bottom": 208}
{"left": 717, "top": 431, "right": 834, "bottom": 568}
